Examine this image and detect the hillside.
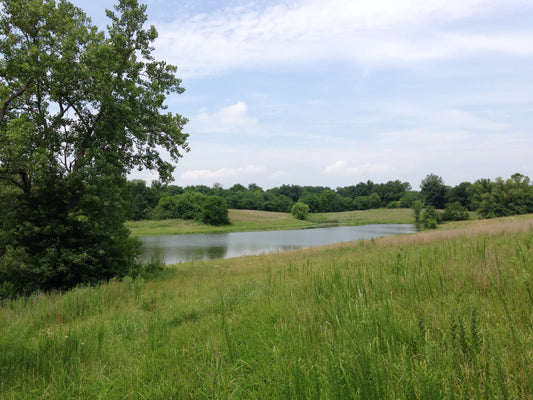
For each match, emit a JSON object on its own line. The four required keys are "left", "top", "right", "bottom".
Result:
{"left": 1, "top": 215, "right": 532, "bottom": 399}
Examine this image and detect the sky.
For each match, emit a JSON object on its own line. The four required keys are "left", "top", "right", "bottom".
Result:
{"left": 71, "top": 0, "right": 533, "bottom": 190}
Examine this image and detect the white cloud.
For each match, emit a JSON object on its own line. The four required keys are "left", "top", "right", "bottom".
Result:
{"left": 323, "top": 160, "right": 390, "bottom": 176}
{"left": 268, "top": 170, "right": 290, "bottom": 181}
{"left": 166, "top": 123, "right": 533, "bottom": 189}
{"left": 442, "top": 32, "right": 533, "bottom": 56}
{"left": 180, "top": 165, "right": 266, "bottom": 181}
{"left": 190, "top": 101, "right": 258, "bottom": 133}
{"left": 374, "top": 103, "right": 512, "bottom": 139}
{"left": 154, "top": 0, "right": 533, "bottom": 76}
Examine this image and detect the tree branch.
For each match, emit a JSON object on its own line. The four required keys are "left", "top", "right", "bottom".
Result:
{"left": 0, "top": 171, "right": 24, "bottom": 191}
{"left": 0, "top": 82, "right": 32, "bottom": 125}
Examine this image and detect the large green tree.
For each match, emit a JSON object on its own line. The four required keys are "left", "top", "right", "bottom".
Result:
{"left": 420, "top": 173, "right": 449, "bottom": 209}
{"left": 0, "top": 0, "right": 188, "bottom": 295}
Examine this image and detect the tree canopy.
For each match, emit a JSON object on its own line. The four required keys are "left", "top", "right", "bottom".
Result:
{"left": 0, "top": 0, "right": 188, "bottom": 296}
{"left": 420, "top": 173, "right": 449, "bottom": 209}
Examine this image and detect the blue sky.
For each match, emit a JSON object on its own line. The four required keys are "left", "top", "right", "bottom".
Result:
{"left": 72, "top": 0, "right": 533, "bottom": 189}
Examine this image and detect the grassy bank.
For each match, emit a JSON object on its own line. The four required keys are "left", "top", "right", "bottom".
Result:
{"left": 1, "top": 215, "right": 532, "bottom": 399}
{"left": 126, "top": 208, "right": 415, "bottom": 236}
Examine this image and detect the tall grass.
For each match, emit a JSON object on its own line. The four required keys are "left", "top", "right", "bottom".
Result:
{"left": 1, "top": 217, "right": 532, "bottom": 399}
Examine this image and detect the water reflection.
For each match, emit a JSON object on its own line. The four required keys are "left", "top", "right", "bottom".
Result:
{"left": 139, "top": 224, "right": 416, "bottom": 265}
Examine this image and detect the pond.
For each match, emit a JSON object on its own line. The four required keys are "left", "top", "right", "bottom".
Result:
{"left": 139, "top": 224, "right": 417, "bottom": 265}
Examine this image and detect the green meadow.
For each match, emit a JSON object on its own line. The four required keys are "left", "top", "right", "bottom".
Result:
{"left": 126, "top": 208, "right": 416, "bottom": 236}
{"left": 1, "top": 215, "right": 533, "bottom": 399}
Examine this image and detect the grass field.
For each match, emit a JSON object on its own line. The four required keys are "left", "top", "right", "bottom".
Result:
{"left": 126, "top": 208, "right": 416, "bottom": 236}
{"left": 1, "top": 215, "right": 532, "bottom": 399}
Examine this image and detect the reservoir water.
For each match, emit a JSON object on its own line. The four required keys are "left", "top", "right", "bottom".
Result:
{"left": 139, "top": 224, "right": 416, "bottom": 264}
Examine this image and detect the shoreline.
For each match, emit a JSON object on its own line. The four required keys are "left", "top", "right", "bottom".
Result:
{"left": 126, "top": 208, "right": 417, "bottom": 237}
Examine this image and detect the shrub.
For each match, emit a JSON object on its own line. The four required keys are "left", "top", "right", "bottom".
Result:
{"left": 422, "top": 206, "right": 440, "bottom": 229}
{"left": 153, "top": 196, "right": 181, "bottom": 219}
{"left": 291, "top": 202, "right": 310, "bottom": 220}
{"left": 412, "top": 200, "right": 424, "bottom": 223}
{"left": 442, "top": 202, "right": 470, "bottom": 221}
{"left": 387, "top": 201, "right": 401, "bottom": 209}
{"left": 353, "top": 196, "right": 370, "bottom": 210}
{"left": 0, "top": 175, "right": 142, "bottom": 297}
{"left": 152, "top": 193, "right": 229, "bottom": 225}
{"left": 200, "top": 196, "right": 230, "bottom": 225}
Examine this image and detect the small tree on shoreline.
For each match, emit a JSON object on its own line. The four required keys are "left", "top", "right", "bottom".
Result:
{"left": 291, "top": 202, "right": 310, "bottom": 220}
{"left": 412, "top": 200, "right": 424, "bottom": 224}
{"left": 422, "top": 206, "right": 439, "bottom": 229}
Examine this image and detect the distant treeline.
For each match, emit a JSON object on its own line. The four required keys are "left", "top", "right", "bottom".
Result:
{"left": 125, "top": 173, "right": 533, "bottom": 223}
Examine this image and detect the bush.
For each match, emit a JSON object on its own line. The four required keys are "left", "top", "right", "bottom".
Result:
{"left": 353, "top": 196, "right": 370, "bottom": 210}
{"left": 442, "top": 202, "right": 470, "bottom": 221}
{"left": 264, "top": 195, "right": 294, "bottom": 212}
{"left": 422, "top": 206, "right": 440, "bottom": 229}
{"left": 400, "top": 191, "right": 420, "bottom": 208}
{"left": 0, "top": 176, "right": 142, "bottom": 297}
{"left": 200, "top": 196, "right": 230, "bottom": 225}
{"left": 387, "top": 201, "right": 401, "bottom": 209}
{"left": 153, "top": 195, "right": 181, "bottom": 219}
{"left": 412, "top": 200, "right": 424, "bottom": 223}
{"left": 291, "top": 202, "right": 310, "bottom": 220}
{"left": 424, "top": 217, "right": 438, "bottom": 229}
{"left": 152, "top": 193, "right": 229, "bottom": 225}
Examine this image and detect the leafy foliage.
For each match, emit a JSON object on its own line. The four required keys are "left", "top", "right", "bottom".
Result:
{"left": 0, "top": 0, "right": 188, "bottom": 296}
{"left": 422, "top": 206, "right": 439, "bottom": 229}
{"left": 125, "top": 173, "right": 533, "bottom": 223}
{"left": 442, "top": 202, "right": 470, "bottom": 221}
{"left": 469, "top": 173, "right": 533, "bottom": 218}
{"left": 291, "top": 202, "right": 310, "bottom": 220}
{"left": 264, "top": 194, "right": 293, "bottom": 212}
{"left": 412, "top": 200, "right": 424, "bottom": 224}
{"left": 152, "top": 193, "right": 229, "bottom": 226}
{"left": 319, "top": 189, "right": 345, "bottom": 212}
{"left": 200, "top": 196, "right": 230, "bottom": 226}
{"left": 420, "top": 173, "right": 449, "bottom": 209}
{"left": 126, "top": 180, "right": 159, "bottom": 220}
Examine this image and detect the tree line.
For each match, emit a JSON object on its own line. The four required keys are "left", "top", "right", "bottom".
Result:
{"left": 417, "top": 172, "right": 533, "bottom": 220}
{"left": 126, "top": 172, "right": 533, "bottom": 224}
{"left": 125, "top": 179, "right": 415, "bottom": 222}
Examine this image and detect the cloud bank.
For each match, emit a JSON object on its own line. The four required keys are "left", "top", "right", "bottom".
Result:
{"left": 190, "top": 101, "right": 258, "bottom": 134}
{"left": 154, "top": 0, "right": 533, "bottom": 77}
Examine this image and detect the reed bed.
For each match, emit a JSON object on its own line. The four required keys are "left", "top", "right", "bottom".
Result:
{"left": 1, "top": 216, "right": 532, "bottom": 399}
